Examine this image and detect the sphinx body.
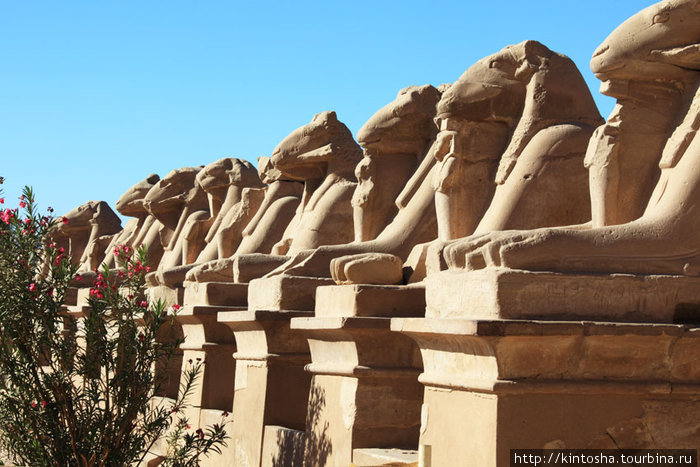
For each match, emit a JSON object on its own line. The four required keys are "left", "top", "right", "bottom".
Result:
{"left": 185, "top": 158, "right": 263, "bottom": 262}
{"left": 352, "top": 85, "right": 442, "bottom": 242}
{"left": 143, "top": 166, "right": 210, "bottom": 286}
{"left": 230, "top": 111, "right": 363, "bottom": 283}
{"left": 270, "top": 111, "right": 362, "bottom": 255}
{"left": 445, "top": 0, "right": 700, "bottom": 275}
{"left": 51, "top": 200, "right": 122, "bottom": 268}
{"left": 432, "top": 41, "right": 601, "bottom": 241}
{"left": 277, "top": 41, "right": 601, "bottom": 285}
{"left": 148, "top": 158, "right": 265, "bottom": 287}
{"left": 78, "top": 174, "right": 162, "bottom": 277}
{"left": 185, "top": 156, "right": 304, "bottom": 283}
{"left": 264, "top": 85, "right": 445, "bottom": 282}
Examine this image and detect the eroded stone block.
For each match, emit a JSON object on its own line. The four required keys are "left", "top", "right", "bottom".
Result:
{"left": 315, "top": 284, "right": 425, "bottom": 318}
{"left": 183, "top": 280, "right": 248, "bottom": 307}
{"left": 426, "top": 268, "right": 700, "bottom": 323}
{"left": 248, "top": 275, "right": 334, "bottom": 311}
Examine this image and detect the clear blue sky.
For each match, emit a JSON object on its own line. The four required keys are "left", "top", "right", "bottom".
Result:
{"left": 0, "top": 1, "right": 655, "bottom": 220}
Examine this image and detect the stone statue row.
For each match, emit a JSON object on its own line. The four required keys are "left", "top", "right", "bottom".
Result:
{"left": 55, "top": 40, "right": 599, "bottom": 292}
{"left": 56, "top": 0, "right": 700, "bottom": 298}
{"left": 50, "top": 1, "right": 700, "bottom": 464}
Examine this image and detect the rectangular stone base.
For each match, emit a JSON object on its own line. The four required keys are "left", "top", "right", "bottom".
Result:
{"left": 261, "top": 425, "right": 307, "bottom": 467}
{"left": 315, "top": 284, "right": 425, "bottom": 318}
{"left": 393, "top": 317, "right": 700, "bottom": 466}
{"left": 183, "top": 281, "right": 248, "bottom": 307}
{"left": 248, "top": 275, "right": 334, "bottom": 311}
{"left": 426, "top": 268, "right": 700, "bottom": 323}
{"left": 75, "top": 287, "right": 90, "bottom": 307}
{"left": 65, "top": 286, "right": 78, "bottom": 306}
{"left": 76, "top": 286, "right": 144, "bottom": 307}
{"left": 148, "top": 285, "right": 184, "bottom": 308}
{"left": 353, "top": 448, "right": 418, "bottom": 466}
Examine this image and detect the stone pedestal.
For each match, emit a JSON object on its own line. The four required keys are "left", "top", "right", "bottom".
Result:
{"left": 289, "top": 284, "right": 426, "bottom": 466}
{"left": 218, "top": 309, "right": 313, "bottom": 467}
{"left": 248, "top": 275, "right": 335, "bottom": 312}
{"left": 426, "top": 268, "right": 700, "bottom": 323}
{"left": 260, "top": 425, "right": 307, "bottom": 466}
{"left": 59, "top": 306, "right": 88, "bottom": 362}
{"left": 64, "top": 286, "right": 79, "bottom": 307}
{"left": 148, "top": 284, "right": 184, "bottom": 308}
{"left": 392, "top": 317, "right": 700, "bottom": 467}
{"left": 183, "top": 280, "right": 249, "bottom": 307}
{"left": 75, "top": 287, "right": 91, "bottom": 307}
{"left": 176, "top": 305, "right": 240, "bottom": 428}
{"left": 314, "top": 284, "right": 426, "bottom": 318}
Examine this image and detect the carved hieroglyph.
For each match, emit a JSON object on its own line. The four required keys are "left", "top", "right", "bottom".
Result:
{"left": 444, "top": 0, "right": 700, "bottom": 276}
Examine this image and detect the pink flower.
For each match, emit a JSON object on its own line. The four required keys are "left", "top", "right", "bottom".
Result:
{"left": 23, "top": 218, "right": 30, "bottom": 225}
{"left": 41, "top": 400, "right": 47, "bottom": 408}
{"left": 19, "top": 201, "right": 26, "bottom": 208}
{"left": 0, "top": 198, "right": 4, "bottom": 204}
{"left": 61, "top": 217, "right": 69, "bottom": 224}
{"left": 75, "top": 274, "right": 82, "bottom": 281}
{"left": 29, "top": 283, "right": 36, "bottom": 292}
{"left": 1, "top": 209, "right": 13, "bottom": 224}
{"left": 139, "top": 301, "right": 148, "bottom": 308}
{"left": 31, "top": 401, "right": 37, "bottom": 408}
{"left": 172, "top": 304, "right": 181, "bottom": 311}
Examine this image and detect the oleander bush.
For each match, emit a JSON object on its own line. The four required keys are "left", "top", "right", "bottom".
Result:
{"left": 0, "top": 180, "right": 227, "bottom": 466}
